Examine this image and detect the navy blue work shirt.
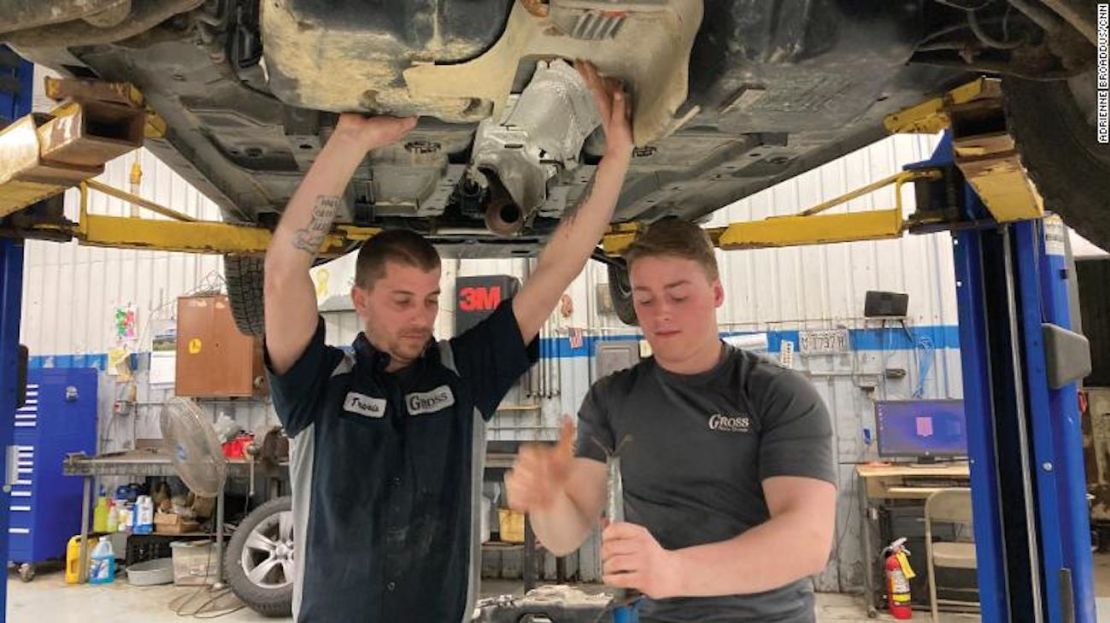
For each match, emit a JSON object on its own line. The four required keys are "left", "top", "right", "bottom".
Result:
{"left": 265, "top": 299, "right": 538, "bottom": 623}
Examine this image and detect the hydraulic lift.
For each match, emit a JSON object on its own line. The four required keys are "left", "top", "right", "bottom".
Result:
{"left": 934, "top": 140, "right": 1096, "bottom": 623}
{"left": 0, "top": 45, "right": 32, "bottom": 620}
{"left": 0, "top": 49, "right": 1099, "bottom": 623}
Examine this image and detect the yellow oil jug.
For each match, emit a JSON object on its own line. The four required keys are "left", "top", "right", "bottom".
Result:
{"left": 65, "top": 535, "right": 88, "bottom": 584}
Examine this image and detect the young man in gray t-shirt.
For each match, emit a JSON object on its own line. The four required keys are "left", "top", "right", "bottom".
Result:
{"left": 506, "top": 219, "right": 837, "bottom": 623}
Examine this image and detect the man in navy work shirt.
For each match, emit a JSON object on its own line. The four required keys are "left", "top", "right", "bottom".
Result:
{"left": 506, "top": 220, "right": 837, "bottom": 622}
{"left": 261, "top": 61, "right": 632, "bottom": 623}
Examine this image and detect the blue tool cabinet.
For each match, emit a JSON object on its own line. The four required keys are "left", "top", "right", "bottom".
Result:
{"left": 7, "top": 368, "right": 98, "bottom": 578}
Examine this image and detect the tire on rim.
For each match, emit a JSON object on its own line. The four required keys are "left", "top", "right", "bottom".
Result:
{"left": 224, "top": 496, "right": 294, "bottom": 618}
{"left": 1004, "top": 69, "right": 1110, "bottom": 252}
{"left": 607, "top": 262, "right": 638, "bottom": 326}
{"left": 224, "top": 255, "right": 265, "bottom": 337}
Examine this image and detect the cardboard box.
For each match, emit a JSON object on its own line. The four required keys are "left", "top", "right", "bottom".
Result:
{"left": 154, "top": 512, "right": 200, "bottom": 535}
{"left": 498, "top": 508, "right": 525, "bottom": 544}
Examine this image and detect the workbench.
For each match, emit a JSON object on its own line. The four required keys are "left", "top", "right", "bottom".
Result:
{"left": 856, "top": 461, "right": 971, "bottom": 617}
{"left": 63, "top": 449, "right": 281, "bottom": 584}
{"left": 64, "top": 449, "right": 532, "bottom": 587}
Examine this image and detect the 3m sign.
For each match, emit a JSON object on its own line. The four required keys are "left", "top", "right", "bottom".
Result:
{"left": 455, "top": 275, "right": 521, "bottom": 334}
{"left": 458, "top": 285, "right": 503, "bottom": 313}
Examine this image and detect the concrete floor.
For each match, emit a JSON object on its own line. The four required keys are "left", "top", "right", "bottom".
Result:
{"left": 8, "top": 560, "right": 1110, "bottom": 623}
{"left": 3, "top": 572, "right": 970, "bottom": 623}
{"left": 1096, "top": 550, "right": 1110, "bottom": 596}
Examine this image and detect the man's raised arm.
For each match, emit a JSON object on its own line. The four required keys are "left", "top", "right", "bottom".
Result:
{"left": 512, "top": 61, "right": 634, "bottom": 343}
{"left": 264, "top": 115, "right": 415, "bottom": 374}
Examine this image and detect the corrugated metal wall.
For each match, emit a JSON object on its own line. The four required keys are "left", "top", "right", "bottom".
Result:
{"left": 22, "top": 148, "right": 226, "bottom": 356}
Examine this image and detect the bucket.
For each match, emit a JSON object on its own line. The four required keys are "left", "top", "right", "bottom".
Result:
{"left": 127, "top": 558, "right": 175, "bottom": 586}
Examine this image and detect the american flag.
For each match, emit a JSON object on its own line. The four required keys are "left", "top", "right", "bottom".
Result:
{"left": 568, "top": 327, "right": 584, "bottom": 349}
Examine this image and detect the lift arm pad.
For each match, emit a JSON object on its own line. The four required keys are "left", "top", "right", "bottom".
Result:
{"left": 1042, "top": 323, "right": 1092, "bottom": 389}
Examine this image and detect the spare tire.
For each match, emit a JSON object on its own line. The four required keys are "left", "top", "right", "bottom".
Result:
{"left": 1004, "top": 70, "right": 1110, "bottom": 251}
{"left": 224, "top": 496, "right": 294, "bottom": 618}
{"left": 224, "top": 255, "right": 265, "bottom": 337}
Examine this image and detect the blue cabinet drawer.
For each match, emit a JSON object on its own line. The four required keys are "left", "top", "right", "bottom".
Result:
{"left": 6, "top": 369, "right": 97, "bottom": 565}
{"left": 8, "top": 511, "right": 34, "bottom": 533}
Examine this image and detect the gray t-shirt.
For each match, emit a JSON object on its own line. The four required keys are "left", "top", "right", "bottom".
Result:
{"left": 576, "top": 344, "right": 835, "bottom": 623}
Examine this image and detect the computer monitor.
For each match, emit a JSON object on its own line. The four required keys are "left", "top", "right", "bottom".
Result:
{"left": 875, "top": 399, "right": 967, "bottom": 462}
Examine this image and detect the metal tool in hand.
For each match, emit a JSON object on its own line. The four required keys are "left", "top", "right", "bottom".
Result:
{"left": 607, "top": 453, "right": 625, "bottom": 526}
{"left": 598, "top": 436, "right": 638, "bottom": 623}
{"left": 597, "top": 435, "right": 631, "bottom": 529}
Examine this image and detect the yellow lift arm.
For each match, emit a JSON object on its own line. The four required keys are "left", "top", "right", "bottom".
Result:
{"left": 604, "top": 76, "right": 1044, "bottom": 256}
{"left": 0, "top": 77, "right": 164, "bottom": 218}
{"left": 11, "top": 167, "right": 936, "bottom": 259}
{"left": 48, "top": 181, "right": 379, "bottom": 258}
{"left": 882, "top": 76, "right": 1043, "bottom": 224}
{"left": 601, "top": 169, "right": 941, "bottom": 256}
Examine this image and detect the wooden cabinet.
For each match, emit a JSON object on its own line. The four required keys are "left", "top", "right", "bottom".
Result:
{"left": 175, "top": 295, "right": 265, "bottom": 397}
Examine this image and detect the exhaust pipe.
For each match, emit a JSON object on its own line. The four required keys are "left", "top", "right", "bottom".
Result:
{"left": 467, "top": 59, "right": 603, "bottom": 236}
{"left": 483, "top": 178, "right": 525, "bottom": 236}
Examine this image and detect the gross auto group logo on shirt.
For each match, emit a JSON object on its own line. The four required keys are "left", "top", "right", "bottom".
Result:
{"left": 407, "top": 385, "right": 456, "bottom": 415}
{"left": 708, "top": 413, "right": 751, "bottom": 433}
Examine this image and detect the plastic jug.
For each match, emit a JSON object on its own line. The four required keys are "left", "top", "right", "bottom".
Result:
{"left": 88, "top": 537, "right": 115, "bottom": 584}
{"left": 93, "top": 493, "right": 109, "bottom": 533}
{"left": 117, "top": 504, "right": 132, "bottom": 533}
{"left": 106, "top": 499, "right": 118, "bottom": 533}
{"left": 133, "top": 495, "right": 154, "bottom": 535}
{"left": 65, "top": 536, "right": 87, "bottom": 584}
{"left": 115, "top": 484, "right": 139, "bottom": 503}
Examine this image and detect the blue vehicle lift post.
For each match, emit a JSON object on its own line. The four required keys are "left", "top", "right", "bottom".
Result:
{"left": 0, "top": 45, "right": 32, "bottom": 623}
{"left": 913, "top": 133, "right": 1096, "bottom": 623}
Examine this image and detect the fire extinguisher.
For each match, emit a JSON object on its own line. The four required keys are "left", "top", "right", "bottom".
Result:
{"left": 883, "top": 537, "right": 915, "bottom": 619}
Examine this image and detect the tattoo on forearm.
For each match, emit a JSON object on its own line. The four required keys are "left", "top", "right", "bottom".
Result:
{"left": 292, "top": 195, "right": 341, "bottom": 255}
{"left": 563, "top": 174, "right": 597, "bottom": 224}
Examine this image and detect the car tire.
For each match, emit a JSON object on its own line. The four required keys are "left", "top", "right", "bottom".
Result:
{"left": 225, "top": 255, "right": 266, "bottom": 337}
{"left": 224, "top": 496, "right": 294, "bottom": 618}
{"left": 607, "top": 262, "right": 638, "bottom": 326}
{"left": 1004, "top": 71, "right": 1110, "bottom": 252}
